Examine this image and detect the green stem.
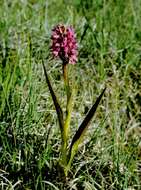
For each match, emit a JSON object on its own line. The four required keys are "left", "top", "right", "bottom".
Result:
{"left": 63, "top": 63, "right": 70, "bottom": 102}
{"left": 59, "top": 62, "right": 75, "bottom": 177}
{"left": 61, "top": 63, "right": 69, "bottom": 162}
{"left": 61, "top": 62, "right": 73, "bottom": 167}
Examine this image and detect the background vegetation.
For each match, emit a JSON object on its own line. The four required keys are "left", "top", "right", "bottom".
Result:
{"left": 0, "top": 0, "right": 141, "bottom": 189}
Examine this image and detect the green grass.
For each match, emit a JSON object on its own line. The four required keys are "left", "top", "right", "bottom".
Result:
{"left": 0, "top": 0, "right": 141, "bottom": 189}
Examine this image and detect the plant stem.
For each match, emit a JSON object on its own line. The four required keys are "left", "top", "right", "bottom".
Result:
{"left": 62, "top": 63, "right": 71, "bottom": 102}
{"left": 61, "top": 62, "right": 73, "bottom": 168}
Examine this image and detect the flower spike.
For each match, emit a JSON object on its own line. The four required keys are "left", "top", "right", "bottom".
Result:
{"left": 51, "top": 24, "right": 78, "bottom": 64}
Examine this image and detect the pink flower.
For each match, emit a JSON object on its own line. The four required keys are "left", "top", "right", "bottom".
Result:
{"left": 51, "top": 24, "right": 78, "bottom": 64}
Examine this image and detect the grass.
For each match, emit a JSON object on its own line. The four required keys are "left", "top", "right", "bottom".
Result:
{"left": 0, "top": 0, "right": 141, "bottom": 189}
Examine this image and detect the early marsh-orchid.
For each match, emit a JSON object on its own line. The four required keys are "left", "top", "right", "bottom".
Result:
{"left": 43, "top": 24, "right": 106, "bottom": 179}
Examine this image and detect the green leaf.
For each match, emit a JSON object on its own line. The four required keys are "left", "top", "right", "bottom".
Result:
{"left": 42, "top": 61, "right": 64, "bottom": 133}
{"left": 68, "top": 87, "right": 106, "bottom": 164}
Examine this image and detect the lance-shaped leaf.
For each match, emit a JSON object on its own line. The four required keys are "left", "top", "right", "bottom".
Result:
{"left": 67, "top": 87, "right": 106, "bottom": 166}
{"left": 42, "top": 61, "right": 64, "bottom": 133}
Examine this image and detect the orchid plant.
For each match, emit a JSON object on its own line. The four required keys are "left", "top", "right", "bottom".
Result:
{"left": 42, "top": 24, "right": 106, "bottom": 178}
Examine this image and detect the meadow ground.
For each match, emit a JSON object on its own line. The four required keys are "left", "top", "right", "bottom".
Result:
{"left": 0, "top": 0, "right": 141, "bottom": 189}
